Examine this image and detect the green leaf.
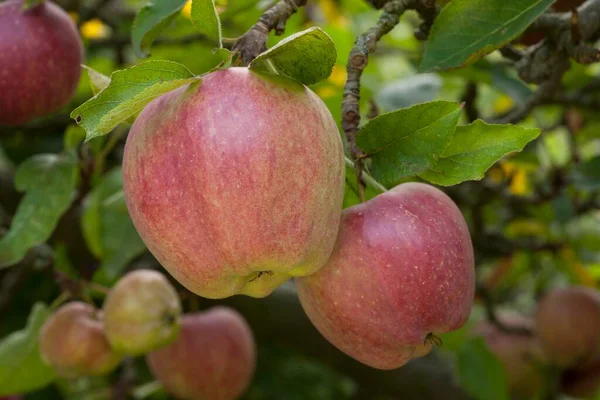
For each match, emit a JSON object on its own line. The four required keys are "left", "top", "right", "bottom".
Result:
{"left": 376, "top": 74, "right": 442, "bottom": 113}
{"left": 0, "top": 303, "right": 56, "bottom": 395}
{"left": 249, "top": 27, "right": 337, "bottom": 85}
{"left": 572, "top": 156, "right": 600, "bottom": 190}
{"left": 71, "top": 60, "right": 200, "bottom": 141}
{"left": 21, "top": 0, "right": 44, "bottom": 10}
{"left": 0, "top": 154, "right": 78, "bottom": 268}
{"left": 81, "top": 168, "right": 146, "bottom": 283}
{"left": 83, "top": 65, "right": 111, "bottom": 95}
{"left": 190, "top": 0, "right": 222, "bottom": 47}
{"left": 356, "top": 101, "right": 462, "bottom": 187}
{"left": 420, "top": 0, "right": 555, "bottom": 72}
{"left": 458, "top": 337, "right": 510, "bottom": 400}
{"left": 419, "top": 120, "right": 541, "bottom": 186}
{"left": 131, "top": 0, "right": 188, "bottom": 57}
{"left": 63, "top": 125, "right": 86, "bottom": 152}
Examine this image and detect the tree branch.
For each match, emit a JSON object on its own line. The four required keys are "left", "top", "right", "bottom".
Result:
{"left": 232, "top": 0, "right": 307, "bottom": 66}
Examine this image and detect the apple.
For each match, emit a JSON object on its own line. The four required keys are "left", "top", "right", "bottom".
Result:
{"left": 0, "top": 0, "right": 83, "bottom": 126}
{"left": 561, "top": 359, "right": 600, "bottom": 398}
{"left": 123, "top": 67, "right": 345, "bottom": 299}
{"left": 39, "top": 302, "right": 121, "bottom": 378}
{"left": 296, "top": 182, "right": 475, "bottom": 370}
{"left": 535, "top": 286, "right": 600, "bottom": 368}
{"left": 146, "top": 307, "right": 255, "bottom": 400}
{"left": 472, "top": 312, "right": 545, "bottom": 399}
{"left": 103, "top": 269, "right": 182, "bottom": 356}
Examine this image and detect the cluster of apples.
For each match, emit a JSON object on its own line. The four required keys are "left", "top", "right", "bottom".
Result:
{"left": 122, "top": 66, "right": 476, "bottom": 370}
{"left": 0, "top": 0, "right": 82, "bottom": 126}
{"left": 39, "top": 270, "right": 256, "bottom": 400}
{"left": 473, "top": 286, "right": 600, "bottom": 399}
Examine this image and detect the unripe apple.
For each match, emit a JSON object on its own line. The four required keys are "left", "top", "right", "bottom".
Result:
{"left": 123, "top": 67, "right": 345, "bottom": 299}
{"left": 472, "top": 312, "right": 545, "bottom": 399}
{"left": 103, "top": 269, "right": 182, "bottom": 356}
{"left": 39, "top": 302, "right": 121, "bottom": 378}
{"left": 296, "top": 182, "right": 475, "bottom": 370}
{"left": 146, "top": 307, "right": 255, "bottom": 400}
{"left": 535, "top": 286, "right": 600, "bottom": 368}
{"left": 561, "top": 359, "right": 600, "bottom": 398}
{"left": 0, "top": 0, "right": 83, "bottom": 126}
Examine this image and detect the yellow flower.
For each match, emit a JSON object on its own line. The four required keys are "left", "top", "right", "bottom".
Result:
{"left": 81, "top": 18, "right": 111, "bottom": 40}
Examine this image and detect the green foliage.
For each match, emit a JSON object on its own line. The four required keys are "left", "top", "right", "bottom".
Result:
{"left": 132, "top": 0, "right": 188, "bottom": 56}
{"left": 83, "top": 66, "right": 111, "bottom": 96}
{"left": 81, "top": 168, "right": 146, "bottom": 283}
{"left": 71, "top": 61, "right": 200, "bottom": 141}
{"left": 21, "top": 0, "right": 44, "bottom": 10}
{"left": 0, "top": 153, "right": 78, "bottom": 267}
{"left": 0, "top": 303, "right": 55, "bottom": 395}
{"left": 356, "top": 101, "right": 462, "bottom": 187}
{"left": 419, "top": 121, "right": 541, "bottom": 186}
{"left": 421, "top": 0, "right": 555, "bottom": 71}
{"left": 249, "top": 27, "right": 337, "bottom": 85}
{"left": 190, "top": 0, "right": 222, "bottom": 47}
{"left": 458, "top": 337, "right": 510, "bottom": 400}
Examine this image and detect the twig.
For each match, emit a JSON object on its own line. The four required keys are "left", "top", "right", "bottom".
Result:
{"left": 232, "top": 0, "right": 308, "bottom": 65}
{"left": 344, "top": 157, "right": 388, "bottom": 193}
{"left": 343, "top": 0, "right": 434, "bottom": 202}
{"left": 461, "top": 82, "right": 479, "bottom": 122}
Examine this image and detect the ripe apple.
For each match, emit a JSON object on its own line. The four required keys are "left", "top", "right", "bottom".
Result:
{"left": 39, "top": 302, "right": 121, "bottom": 378}
{"left": 123, "top": 67, "right": 345, "bottom": 299}
{"left": 296, "top": 182, "right": 475, "bottom": 370}
{"left": 103, "top": 269, "right": 182, "bottom": 356}
{"left": 146, "top": 307, "right": 255, "bottom": 400}
{"left": 472, "top": 312, "right": 545, "bottom": 399}
{"left": 0, "top": 0, "right": 83, "bottom": 126}
{"left": 535, "top": 286, "right": 600, "bottom": 368}
{"left": 561, "top": 359, "right": 600, "bottom": 398}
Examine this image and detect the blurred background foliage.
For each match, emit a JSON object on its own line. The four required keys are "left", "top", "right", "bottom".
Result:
{"left": 0, "top": 0, "right": 599, "bottom": 399}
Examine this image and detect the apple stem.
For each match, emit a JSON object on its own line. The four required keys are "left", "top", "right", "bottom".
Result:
{"left": 345, "top": 157, "right": 388, "bottom": 194}
{"left": 341, "top": 0, "right": 437, "bottom": 202}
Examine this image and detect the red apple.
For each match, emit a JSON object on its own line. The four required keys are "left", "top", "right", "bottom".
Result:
{"left": 39, "top": 302, "right": 121, "bottom": 378}
{"left": 0, "top": 0, "right": 83, "bottom": 126}
{"left": 472, "top": 312, "right": 545, "bottom": 399}
{"left": 146, "top": 307, "right": 255, "bottom": 400}
{"left": 296, "top": 182, "right": 475, "bottom": 370}
{"left": 535, "top": 286, "right": 600, "bottom": 368}
{"left": 103, "top": 269, "right": 182, "bottom": 356}
{"left": 123, "top": 67, "right": 345, "bottom": 299}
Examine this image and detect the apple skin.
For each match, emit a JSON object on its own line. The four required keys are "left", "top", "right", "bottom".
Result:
{"left": 472, "top": 312, "right": 545, "bottom": 399}
{"left": 146, "top": 307, "right": 255, "bottom": 400}
{"left": 123, "top": 67, "right": 345, "bottom": 299}
{"left": 296, "top": 182, "right": 475, "bottom": 370}
{"left": 535, "top": 286, "right": 600, "bottom": 368}
{"left": 39, "top": 302, "right": 121, "bottom": 378}
{"left": 561, "top": 358, "right": 600, "bottom": 398}
{"left": 0, "top": 0, "right": 83, "bottom": 126}
{"left": 103, "top": 269, "right": 182, "bottom": 356}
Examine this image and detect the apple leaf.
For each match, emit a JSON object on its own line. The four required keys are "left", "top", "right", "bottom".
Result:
{"left": 419, "top": 120, "right": 541, "bottom": 186}
{"left": 190, "top": 0, "right": 222, "bottom": 48}
{"left": 131, "top": 0, "right": 188, "bottom": 57}
{"left": 356, "top": 101, "right": 462, "bottom": 187}
{"left": 458, "top": 337, "right": 510, "bottom": 400}
{"left": 249, "top": 27, "right": 336, "bottom": 85}
{"left": 21, "top": 0, "right": 44, "bottom": 10}
{"left": 71, "top": 60, "right": 200, "bottom": 141}
{"left": 83, "top": 65, "right": 111, "bottom": 95}
{"left": 81, "top": 168, "right": 146, "bottom": 284}
{"left": 420, "top": 0, "right": 555, "bottom": 72}
{"left": 0, "top": 153, "right": 78, "bottom": 268}
{"left": 0, "top": 303, "right": 56, "bottom": 395}
{"left": 571, "top": 156, "right": 600, "bottom": 190}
